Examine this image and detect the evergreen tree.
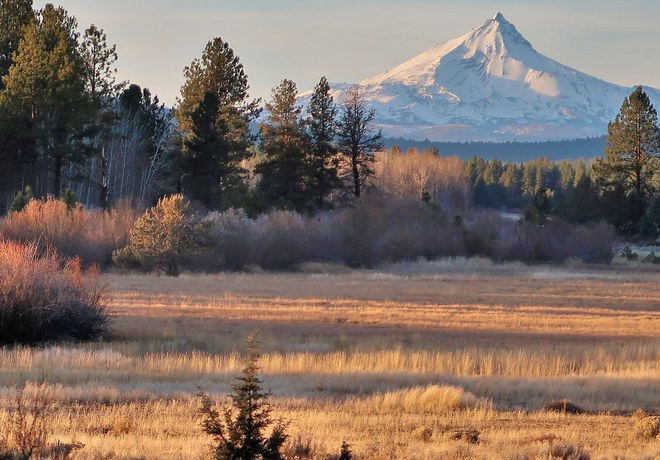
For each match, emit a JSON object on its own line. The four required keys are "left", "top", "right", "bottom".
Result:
{"left": 80, "top": 24, "right": 119, "bottom": 108}
{"left": 0, "top": 0, "right": 36, "bottom": 200}
{"left": 556, "top": 175, "right": 603, "bottom": 224}
{"left": 307, "top": 76, "right": 340, "bottom": 209}
{"left": 0, "top": 0, "right": 34, "bottom": 86}
{"left": 176, "top": 37, "right": 258, "bottom": 209}
{"left": 199, "top": 334, "right": 287, "bottom": 460}
{"left": 256, "top": 79, "right": 311, "bottom": 211}
{"left": 336, "top": 86, "right": 383, "bottom": 198}
{"left": 0, "top": 4, "right": 91, "bottom": 196}
{"left": 594, "top": 86, "right": 660, "bottom": 230}
{"left": 338, "top": 441, "right": 353, "bottom": 460}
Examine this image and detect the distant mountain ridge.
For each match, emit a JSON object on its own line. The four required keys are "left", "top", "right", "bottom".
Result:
{"left": 301, "top": 13, "right": 660, "bottom": 143}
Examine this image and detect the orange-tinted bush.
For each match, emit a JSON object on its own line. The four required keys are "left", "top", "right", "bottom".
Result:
{"left": 0, "top": 198, "right": 139, "bottom": 266}
{"left": 0, "top": 239, "right": 110, "bottom": 345}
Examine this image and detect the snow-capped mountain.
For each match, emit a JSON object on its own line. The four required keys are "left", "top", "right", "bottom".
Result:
{"left": 305, "top": 13, "right": 660, "bottom": 142}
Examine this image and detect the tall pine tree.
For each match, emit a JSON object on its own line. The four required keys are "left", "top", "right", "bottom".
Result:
{"left": 307, "top": 76, "right": 340, "bottom": 209}
{"left": 176, "top": 37, "right": 259, "bottom": 209}
{"left": 594, "top": 86, "right": 660, "bottom": 231}
{"left": 256, "top": 79, "right": 311, "bottom": 211}
{"left": 0, "top": 0, "right": 34, "bottom": 85}
{"left": 80, "top": 23, "right": 121, "bottom": 208}
{"left": 1, "top": 4, "right": 91, "bottom": 196}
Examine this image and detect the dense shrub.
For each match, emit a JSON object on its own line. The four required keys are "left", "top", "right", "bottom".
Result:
{"left": 195, "top": 209, "right": 259, "bottom": 271}
{"left": 0, "top": 240, "right": 110, "bottom": 345}
{"left": 461, "top": 213, "right": 615, "bottom": 264}
{"left": 252, "top": 211, "right": 334, "bottom": 270}
{"left": 113, "top": 194, "right": 203, "bottom": 276}
{"left": 1, "top": 198, "right": 139, "bottom": 266}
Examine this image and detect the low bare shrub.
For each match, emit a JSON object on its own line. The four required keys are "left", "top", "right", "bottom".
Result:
{"left": 0, "top": 383, "right": 82, "bottom": 460}
{"left": 282, "top": 435, "right": 319, "bottom": 459}
{"left": 463, "top": 214, "right": 614, "bottom": 265}
{"left": 0, "top": 239, "right": 109, "bottom": 345}
{"left": 450, "top": 428, "right": 480, "bottom": 444}
{"left": 252, "top": 211, "right": 333, "bottom": 270}
{"left": 337, "top": 198, "right": 464, "bottom": 268}
{"left": 412, "top": 426, "right": 433, "bottom": 443}
{"left": 544, "top": 442, "right": 590, "bottom": 460}
{"left": 200, "top": 209, "right": 259, "bottom": 271}
{"left": 543, "top": 400, "right": 585, "bottom": 415}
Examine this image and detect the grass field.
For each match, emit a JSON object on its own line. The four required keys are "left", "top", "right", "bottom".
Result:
{"left": 1, "top": 259, "right": 659, "bottom": 459}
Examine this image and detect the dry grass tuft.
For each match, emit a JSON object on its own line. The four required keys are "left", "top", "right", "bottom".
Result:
{"left": 633, "top": 414, "right": 660, "bottom": 440}
{"left": 412, "top": 426, "right": 434, "bottom": 443}
{"left": 360, "top": 385, "right": 485, "bottom": 414}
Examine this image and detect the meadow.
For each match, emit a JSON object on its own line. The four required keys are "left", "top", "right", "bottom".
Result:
{"left": 0, "top": 259, "right": 659, "bottom": 459}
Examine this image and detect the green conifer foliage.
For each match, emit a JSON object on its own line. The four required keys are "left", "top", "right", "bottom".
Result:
{"left": 307, "top": 76, "right": 341, "bottom": 208}
{"left": 176, "top": 38, "right": 258, "bottom": 209}
{"left": 0, "top": 4, "right": 91, "bottom": 195}
{"left": 199, "top": 333, "right": 287, "bottom": 460}
{"left": 257, "top": 79, "right": 311, "bottom": 211}
{"left": 594, "top": 86, "right": 660, "bottom": 230}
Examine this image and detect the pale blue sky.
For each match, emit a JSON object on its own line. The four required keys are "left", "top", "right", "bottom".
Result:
{"left": 34, "top": 1, "right": 660, "bottom": 106}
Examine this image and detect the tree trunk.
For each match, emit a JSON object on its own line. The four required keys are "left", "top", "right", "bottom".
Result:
{"left": 53, "top": 154, "right": 62, "bottom": 196}
{"left": 99, "top": 146, "right": 109, "bottom": 209}
{"left": 352, "top": 151, "right": 361, "bottom": 198}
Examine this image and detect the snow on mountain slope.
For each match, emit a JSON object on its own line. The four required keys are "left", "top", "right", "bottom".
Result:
{"left": 302, "top": 13, "right": 660, "bottom": 142}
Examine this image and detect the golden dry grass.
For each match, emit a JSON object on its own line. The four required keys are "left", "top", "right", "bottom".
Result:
{"left": 1, "top": 262, "right": 659, "bottom": 459}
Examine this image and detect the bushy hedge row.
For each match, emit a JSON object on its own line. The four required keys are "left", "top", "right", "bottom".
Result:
{"left": 180, "top": 198, "right": 614, "bottom": 272}
{"left": 0, "top": 198, "right": 138, "bottom": 266}
{"left": 1, "top": 195, "right": 615, "bottom": 277}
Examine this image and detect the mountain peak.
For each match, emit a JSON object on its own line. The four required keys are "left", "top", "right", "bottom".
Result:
{"left": 306, "top": 14, "right": 660, "bottom": 142}
{"left": 472, "top": 12, "right": 532, "bottom": 49}
{"left": 493, "top": 12, "right": 507, "bottom": 22}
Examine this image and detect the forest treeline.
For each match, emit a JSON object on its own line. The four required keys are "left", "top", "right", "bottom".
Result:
{"left": 0, "top": 1, "right": 659, "bottom": 259}
{"left": 383, "top": 136, "right": 607, "bottom": 162}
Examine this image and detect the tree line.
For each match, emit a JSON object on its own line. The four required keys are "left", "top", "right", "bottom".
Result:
{"left": 0, "top": 1, "right": 658, "bottom": 239}
{"left": 462, "top": 86, "right": 660, "bottom": 236}
{"left": 0, "top": 2, "right": 383, "bottom": 215}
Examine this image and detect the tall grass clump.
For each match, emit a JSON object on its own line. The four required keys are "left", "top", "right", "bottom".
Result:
{"left": 0, "top": 239, "right": 110, "bottom": 345}
{"left": 0, "top": 197, "right": 139, "bottom": 266}
{"left": 360, "top": 385, "right": 484, "bottom": 414}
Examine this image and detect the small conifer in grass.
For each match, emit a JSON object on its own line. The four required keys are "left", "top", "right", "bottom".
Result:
{"left": 339, "top": 441, "right": 353, "bottom": 460}
{"left": 199, "top": 333, "right": 287, "bottom": 460}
